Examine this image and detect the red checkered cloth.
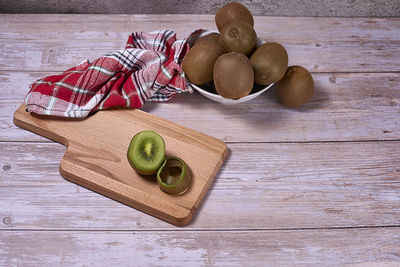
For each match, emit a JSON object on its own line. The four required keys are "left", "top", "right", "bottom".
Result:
{"left": 25, "top": 29, "right": 205, "bottom": 117}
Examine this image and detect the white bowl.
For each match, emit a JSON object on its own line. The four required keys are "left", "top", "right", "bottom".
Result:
{"left": 187, "top": 30, "right": 273, "bottom": 104}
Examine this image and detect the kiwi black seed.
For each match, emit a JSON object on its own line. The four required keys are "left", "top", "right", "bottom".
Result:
{"left": 219, "top": 20, "right": 257, "bottom": 55}
{"left": 195, "top": 32, "right": 220, "bottom": 45}
{"left": 275, "top": 65, "right": 314, "bottom": 108}
{"left": 127, "top": 130, "right": 166, "bottom": 175}
{"left": 250, "top": 42, "right": 288, "bottom": 86}
{"left": 213, "top": 52, "right": 254, "bottom": 100}
{"left": 182, "top": 41, "right": 225, "bottom": 85}
{"left": 215, "top": 2, "right": 254, "bottom": 32}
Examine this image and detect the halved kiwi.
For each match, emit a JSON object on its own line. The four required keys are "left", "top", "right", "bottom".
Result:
{"left": 157, "top": 156, "right": 191, "bottom": 195}
{"left": 127, "top": 130, "right": 166, "bottom": 175}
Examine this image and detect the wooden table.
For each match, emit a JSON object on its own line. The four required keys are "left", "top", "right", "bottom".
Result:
{"left": 1, "top": 14, "right": 399, "bottom": 265}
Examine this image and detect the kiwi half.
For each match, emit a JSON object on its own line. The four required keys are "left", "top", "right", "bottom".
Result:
{"left": 127, "top": 130, "right": 166, "bottom": 175}
{"left": 157, "top": 156, "right": 191, "bottom": 195}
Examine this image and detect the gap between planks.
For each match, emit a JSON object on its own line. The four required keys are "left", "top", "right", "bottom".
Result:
{"left": 1, "top": 224, "right": 400, "bottom": 233}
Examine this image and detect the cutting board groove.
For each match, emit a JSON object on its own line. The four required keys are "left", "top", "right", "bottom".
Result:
{"left": 13, "top": 104, "right": 228, "bottom": 226}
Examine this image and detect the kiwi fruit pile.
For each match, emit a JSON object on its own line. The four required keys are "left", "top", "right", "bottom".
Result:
{"left": 182, "top": 1, "right": 314, "bottom": 107}
{"left": 127, "top": 130, "right": 191, "bottom": 195}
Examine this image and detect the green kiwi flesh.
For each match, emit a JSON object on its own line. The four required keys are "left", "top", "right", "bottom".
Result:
{"left": 127, "top": 130, "right": 166, "bottom": 175}
{"left": 250, "top": 42, "right": 288, "bottom": 85}
{"left": 275, "top": 66, "right": 314, "bottom": 108}
{"left": 182, "top": 41, "right": 225, "bottom": 85}
{"left": 219, "top": 20, "right": 257, "bottom": 55}
{"left": 213, "top": 52, "right": 254, "bottom": 100}
{"left": 195, "top": 32, "right": 220, "bottom": 45}
{"left": 215, "top": 2, "right": 254, "bottom": 32}
{"left": 157, "top": 156, "right": 191, "bottom": 195}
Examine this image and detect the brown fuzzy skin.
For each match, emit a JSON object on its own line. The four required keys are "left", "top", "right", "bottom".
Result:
{"left": 195, "top": 32, "right": 220, "bottom": 45}
{"left": 219, "top": 20, "right": 257, "bottom": 55}
{"left": 182, "top": 41, "right": 225, "bottom": 85}
{"left": 213, "top": 52, "right": 254, "bottom": 100}
{"left": 215, "top": 2, "right": 254, "bottom": 32}
{"left": 250, "top": 42, "right": 289, "bottom": 86}
{"left": 275, "top": 66, "right": 314, "bottom": 108}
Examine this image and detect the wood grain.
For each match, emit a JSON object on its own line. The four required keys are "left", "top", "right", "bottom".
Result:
{"left": 12, "top": 104, "right": 227, "bottom": 226}
{"left": 1, "top": 14, "right": 400, "bottom": 265}
{"left": 2, "top": 72, "right": 399, "bottom": 143}
{"left": 0, "top": 15, "right": 399, "bottom": 72}
{"left": 1, "top": 228, "right": 399, "bottom": 265}
{"left": 1, "top": 141, "right": 399, "bottom": 230}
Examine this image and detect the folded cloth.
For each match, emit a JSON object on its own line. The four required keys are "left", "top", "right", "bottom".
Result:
{"left": 25, "top": 29, "right": 205, "bottom": 117}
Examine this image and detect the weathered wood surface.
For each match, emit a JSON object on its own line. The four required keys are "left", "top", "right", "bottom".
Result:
{"left": 0, "top": 15, "right": 399, "bottom": 72}
{"left": 1, "top": 141, "right": 399, "bottom": 230}
{"left": 1, "top": 14, "right": 399, "bottom": 265}
{"left": 1, "top": 228, "right": 400, "bottom": 266}
{"left": 1, "top": 72, "right": 399, "bottom": 142}
{"left": 13, "top": 104, "right": 228, "bottom": 226}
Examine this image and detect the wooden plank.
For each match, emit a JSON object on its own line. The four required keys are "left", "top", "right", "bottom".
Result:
{"left": 1, "top": 15, "right": 398, "bottom": 43}
{"left": 1, "top": 228, "right": 399, "bottom": 265}
{"left": 2, "top": 72, "right": 399, "bottom": 143}
{"left": 12, "top": 104, "right": 228, "bottom": 226}
{"left": 1, "top": 141, "right": 399, "bottom": 230}
{"left": 0, "top": 15, "right": 399, "bottom": 72}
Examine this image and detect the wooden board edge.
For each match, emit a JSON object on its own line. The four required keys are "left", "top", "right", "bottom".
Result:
{"left": 191, "top": 142, "right": 229, "bottom": 212}
{"left": 130, "top": 108, "right": 228, "bottom": 153}
{"left": 59, "top": 154, "right": 194, "bottom": 227}
{"left": 13, "top": 104, "right": 68, "bottom": 145}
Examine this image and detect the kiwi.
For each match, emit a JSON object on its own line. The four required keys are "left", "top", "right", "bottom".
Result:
{"left": 195, "top": 32, "right": 220, "bottom": 45}
{"left": 215, "top": 2, "right": 254, "bottom": 32}
{"left": 219, "top": 20, "right": 257, "bottom": 55}
{"left": 275, "top": 66, "right": 314, "bottom": 108}
{"left": 250, "top": 42, "right": 288, "bottom": 85}
{"left": 127, "top": 130, "right": 166, "bottom": 175}
{"left": 182, "top": 41, "right": 225, "bottom": 85}
{"left": 213, "top": 52, "right": 254, "bottom": 100}
{"left": 157, "top": 156, "right": 191, "bottom": 195}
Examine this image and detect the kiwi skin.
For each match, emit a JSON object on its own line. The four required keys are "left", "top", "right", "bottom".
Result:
{"left": 213, "top": 52, "right": 254, "bottom": 100}
{"left": 195, "top": 32, "right": 220, "bottom": 45}
{"left": 215, "top": 2, "right": 254, "bottom": 32}
{"left": 127, "top": 130, "right": 166, "bottom": 176}
{"left": 219, "top": 20, "right": 257, "bottom": 55}
{"left": 250, "top": 42, "right": 288, "bottom": 86}
{"left": 182, "top": 41, "right": 225, "bottom": 85}
{"left": 275, "top": 66, "right": 314, "bottom": 108}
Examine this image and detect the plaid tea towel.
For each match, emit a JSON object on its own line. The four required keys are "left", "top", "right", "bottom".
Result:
{"left": 25, "top": 29, "right": 205, "bottom": 117}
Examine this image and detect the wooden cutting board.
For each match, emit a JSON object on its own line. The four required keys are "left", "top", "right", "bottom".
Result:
{"left": 13, "top": 104, "right": 228, "bottom": 226}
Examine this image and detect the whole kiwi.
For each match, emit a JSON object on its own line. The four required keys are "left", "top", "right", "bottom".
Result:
{"left": 195, "top": 32, "right": 220, "bottom": 45}
{"left": 250, "top": 42, "right": 288, "bottom": 85}
{"left": 213, "top": 52, "right": 254, "bottom": 100}
{"left": 215, "top": 2, "right": 254, "bottom": 32}
{"left": 275, "top": 66, "right": 314, "bottom": 108}
{"left": 182, "top": 41, "right": 225, "bottom": 85}
{"left": 219, "top": 20, "right": 257, "bottom": 55}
